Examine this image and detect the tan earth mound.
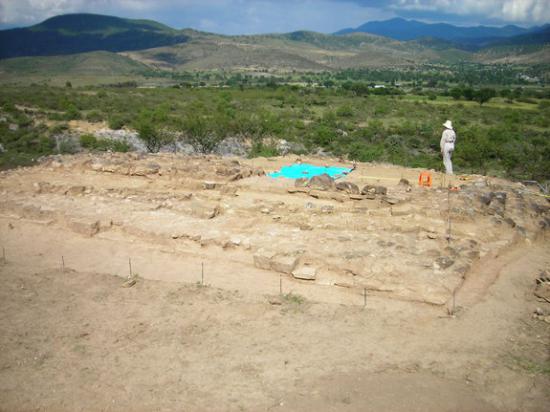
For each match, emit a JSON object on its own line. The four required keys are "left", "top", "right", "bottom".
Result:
{"left": 0, "top": 153, "right": 548, "bottom": 307}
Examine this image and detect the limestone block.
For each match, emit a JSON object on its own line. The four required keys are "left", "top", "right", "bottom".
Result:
{"left": 292, "top": 265, "right": 317, "bottom": 280}
{"left": 270, "top": 254, "right": 300, "bottom": 274}
{"left": 253, "top": 249, "right": 277, "bottom": 270}
{"left": 68, "top": 219, "right": 100, "bottom": 237}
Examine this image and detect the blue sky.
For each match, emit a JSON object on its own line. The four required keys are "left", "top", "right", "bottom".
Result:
{"left": 0, "top": 0, "right": 548, "bottom": 32}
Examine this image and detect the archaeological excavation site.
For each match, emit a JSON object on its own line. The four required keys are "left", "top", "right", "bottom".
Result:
{"left": 1, "top": 153, "right": 548, "bottom": 305}
{"left": 1, "top": 153, "right": 549, "bottom": 411}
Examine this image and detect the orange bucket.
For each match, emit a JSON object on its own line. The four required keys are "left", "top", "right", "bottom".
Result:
{"left": 418, "top": 171, "right": 432, "bottom": 187}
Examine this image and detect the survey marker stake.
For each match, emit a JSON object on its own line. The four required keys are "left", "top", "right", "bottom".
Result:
{"left": 61, "top": 256, "right": 65, "bottom": 272}
{"left": 451, "top": 290, "right": 456, "bottom": 316}
{"left": 447, "top": 190, "right": 452, "bottom": 244}
{"left": 128, "top": 258, "right": 133, "bottom": 278}
{"left": 363, "top": 288, "right": 367, "bottom": 308}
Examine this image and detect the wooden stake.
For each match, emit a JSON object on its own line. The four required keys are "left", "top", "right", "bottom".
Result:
{"left": 201, "top": 262, "right": 204, "bottom": 285}
{"left": 363, "top": 288, "right": 367, "bottom": 308}
{"left": 128, "top": 258, "right": 132, "bottom": 278}
{"left": 61, "top": 256, "right": 65, "bottom": 272}
{"left": 447, "top": 190, "right": 452, "bottom": 244}
{"left": 452, "top": 290, "right": 456, "bottom": 316}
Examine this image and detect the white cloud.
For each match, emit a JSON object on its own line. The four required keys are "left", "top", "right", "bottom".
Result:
{"left": 0, "top": 0, "right": 391, "bottom": 33}
{"left": 0, "top": 0, "right": 547, "bottom": 31}
{"left": 393, "top": 0, "right": 550, "bottom": 23}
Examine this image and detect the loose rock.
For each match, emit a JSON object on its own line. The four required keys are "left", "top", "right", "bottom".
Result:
{"left": 308, "top": 174, "right": 335, "bottom": 191}
{"left": 336, "top": 181, "right": 360, "bottom": 194}
{"left": 292, "top": 266, "right": 317, "bottom": 280}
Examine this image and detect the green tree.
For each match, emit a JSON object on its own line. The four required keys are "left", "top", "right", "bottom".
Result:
{"left": 137, "top": 119, "right": 161, "bottom": 153}
{"left": 183, "top": 116, "right": 220, "bottom": 154}
{"left": 449, "top": 87, "right": 462, "bottom": 100}
{"left": 463, "top": 88, "right": 475, "bottom": 101}
{"left": 474, "top": 88, "right": 496, "bottom": 106}
{"left": 456, "top": 127, "right": 493, "bottom": 175}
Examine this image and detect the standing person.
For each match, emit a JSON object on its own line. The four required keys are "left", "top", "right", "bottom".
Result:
{"left": 440, "top": 120, "right": 456, "bottom": 175}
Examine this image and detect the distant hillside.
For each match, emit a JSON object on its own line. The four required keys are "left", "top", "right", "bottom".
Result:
{"left": 487, "top": 25, "right": 550, "bottom": 46}
{"left": 336, "top": 18, "right": 533, "bottom": 46}
{"left": 0, "top": 13, "right": 189, "bottom": 59}
{"left": 123, "top": 30, "right": 472, "bottom": 72}
{"left": 475, "top": 27, "right": 550, "bottom": 64}
{"left": 2, "top": 13, "right": 549, "bottom": 79}
{"left": 0, "top": 51, "right": 151, "bottom": 85}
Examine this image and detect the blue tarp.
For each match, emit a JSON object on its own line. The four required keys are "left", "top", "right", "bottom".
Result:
{"left": 268, "top": 163, "right": 351, "bottom": 179}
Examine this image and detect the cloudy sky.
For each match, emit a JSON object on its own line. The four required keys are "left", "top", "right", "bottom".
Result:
{"left": 0, "top": 0, "right": 548, "bottom": 33}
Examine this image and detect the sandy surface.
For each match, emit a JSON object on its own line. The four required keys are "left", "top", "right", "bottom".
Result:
{"left": 0, "top": 153, "right": 549, "bottom": 411}
{"left": 0, "top": 240, "right": 548, "bottom": 411}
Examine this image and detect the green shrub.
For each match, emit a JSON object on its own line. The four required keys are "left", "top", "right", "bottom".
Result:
{"left": 86, "top": 110, "right": 104, "bottom": 122}
{"left": 79, "top": 133, "right": 130, "bottom": 152}
{"left": 49, "top": 123, "right": 69, "bottom": 135}
{"left": 63, "top": 104, "right": 81, "bottom": 120}
{"left": 249, "top": 141, "right": 279, "bottom": 158}
{"left": 58, "top": 139, "right": 79, "bottom": 154}
{"left": 347, "top": 142, "right": 384, "bottom": 162}
{"left": 137, "top": 120, "right": 161, "bottom": 153}
{"left": 108, "top": 115, "right": 126, "bottom": 130}
{"left": 80, "top": 134, "right": 98, "bottom": 148}
{"left": 336, "top": 105, "right": 354, "bottom": 117}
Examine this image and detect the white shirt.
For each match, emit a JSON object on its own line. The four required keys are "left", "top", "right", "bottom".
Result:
{"left": 440, "top": 129, "right": 456, "bottom": 152}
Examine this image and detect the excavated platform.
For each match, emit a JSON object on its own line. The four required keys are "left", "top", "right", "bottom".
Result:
{"left": 1, "top": 153, "right": 548, "bottom": 307}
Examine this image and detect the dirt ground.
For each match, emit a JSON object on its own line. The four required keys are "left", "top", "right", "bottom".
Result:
{"left": 0, "top": 153, "right": 549, "bottom": 411}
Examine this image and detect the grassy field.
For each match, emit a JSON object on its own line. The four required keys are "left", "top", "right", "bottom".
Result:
{"left": 0, "top": 83, "right": 548, "bottom": 182}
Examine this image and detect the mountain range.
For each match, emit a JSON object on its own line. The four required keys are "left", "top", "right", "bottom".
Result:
{"left": 335, "top": 17, "right": 549, "bottom": 49}
{"left": 0, "top": 13, "right": 548, "bottom": 83}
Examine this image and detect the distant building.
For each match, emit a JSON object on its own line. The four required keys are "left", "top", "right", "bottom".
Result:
{"left": 518, "top": 74, "right": 540, "bottom": 83}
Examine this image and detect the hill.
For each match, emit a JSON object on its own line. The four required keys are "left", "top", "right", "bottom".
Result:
{"left": 0, "top": 51, "right": 151, "bottom": 85}
{"left": 0, "top": 13, "right": 189, "bottom": 59}
{"left": 123, "top": 30, "right": 472, "bottom": 72}
{"left": 488, "top": 25, "right": 550, "bottom": 47}
{"left": 335, "top": 18, "right": 534, "bottom": 46}
{"left": 2, "top": 13, "right": 549, "bottom": 78}
{"left": 474, "top": 27, "right": 550, "bottom": 64}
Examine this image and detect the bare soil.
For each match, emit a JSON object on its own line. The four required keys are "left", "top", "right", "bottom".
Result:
{"left": 0, "top": 153, "right": 549, "bottom": 411}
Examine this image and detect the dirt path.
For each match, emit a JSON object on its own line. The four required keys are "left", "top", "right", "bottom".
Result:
{"left": 453, "top": 236, "right": 545, "bottom": 309}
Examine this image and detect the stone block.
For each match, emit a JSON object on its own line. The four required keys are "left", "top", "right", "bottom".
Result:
{"left": 336, "top": 181, "right": 360, "bottom": 194}
{"left": 270, "top": 254, "right": 300, "bottom": 274}
{"left": 68, "top": 219, "right": 100, "bottom": 237}
{"left": 253, "top": 249, "right": 277, "bottom": 270}
{"left": 292, "top": 266, "right": 317, "bottom": 280}
{"left": 308, "top": 174, "right": 335, "bottom": 191}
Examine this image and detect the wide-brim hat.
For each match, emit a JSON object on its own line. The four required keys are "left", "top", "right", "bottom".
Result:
{"left": 443, "top": 120, "right": 453, "bottom": 129}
